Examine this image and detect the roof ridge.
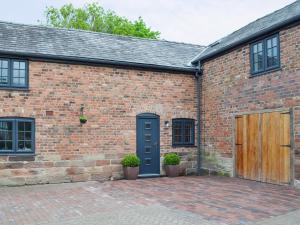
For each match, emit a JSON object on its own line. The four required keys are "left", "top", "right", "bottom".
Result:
{"left": 0, "top": 20, "right": 205, "bottom": 48}
{"left": 205, "top": 0, "right": 298, "bottom": 47}
{"left": 191, "top": 0, "right": 300, "bottom": 63}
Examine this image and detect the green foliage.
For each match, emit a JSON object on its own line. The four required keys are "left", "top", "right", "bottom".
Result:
{"left": 79, "top": 115, "right": 87, "bottom": 123}
{"left": 121, "top": 154, "right": 141, "bottom": 167}
{"left": 44, "top": 3, "right": 160, "bottom": 39}
{"left": 217, "top": 170, "right": 230, "bottom": 177}
{"left": 204, "top": 151, "right": 218, "bottom": 164}
{"left": 164, "top": 153, "right": 181, "bottom": 165}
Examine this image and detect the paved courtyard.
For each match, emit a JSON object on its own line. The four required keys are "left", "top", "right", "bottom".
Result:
{"left": 0, "top": 176, "right": 300, "bottom": 225}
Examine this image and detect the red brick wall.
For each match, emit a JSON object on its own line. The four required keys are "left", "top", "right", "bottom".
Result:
{"left": 201, "top": 24, "right": 300, "bottom": 181}
{"left": 0, "top": 63, "right": 197, "bottom": 185}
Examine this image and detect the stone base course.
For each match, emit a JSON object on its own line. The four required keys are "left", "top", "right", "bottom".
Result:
{"left": 0, "top": 152, "right": 197, "bottom": 186}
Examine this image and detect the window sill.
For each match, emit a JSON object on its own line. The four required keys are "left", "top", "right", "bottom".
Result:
{"left": 7, "top": 155, "right": 35, "bottom": 161}
{"left": 0, "top": 87, "right": 30, "bottom": 91}
{"left": 172, "top": 145, "right": 197, "bottom": 148}
{"left": 250, "top": 67, "right": 282, "bottom": 78}
{"left": 0, "top": 153, "right": 35, "bottom": 156}
{"left": 0, "top": 153, "right": 36, "bottom": 161}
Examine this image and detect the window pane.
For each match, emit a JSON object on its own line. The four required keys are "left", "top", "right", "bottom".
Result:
{"left": 173, "top": 122, "right": 182, "bottom": 143}
{"left": 0, "top": 121, "right": 13, "bottom": 151}
{"left": 18, "top": 141, "right": 24, "bottom": 150}
{"left": 184, "top": 122, "right": 192, "bottom": 143}
{"left": 254, "top": 62, "right": 258, "bottom": 72}
{"left": 18, "top": 122, "right": 31, "bottom": 133}
{"left": 19, "top": 70, "right": 25, "bottom": 77}
{"left": 0, "top": 60, "right": 9, "bottom": 85}
{"left": 18, "top": 121, "right": 32, "bottom": 151}
{"left": 252, "top": 41, "right": 264, "bottom": 73}
{"left": 25, "top": 132, "right": 31, "bottom": 140}
{"left": 1, "top": 69, "right": 8, "bottom": 77}
{"left": 258, "top": 43, "right": 263, "bottom": 52}
{"left": 20, "top": 62, "right": 25, "bottom": 70}
{"left": 1, "top": 60, "right": 8, "bottom": 68}
{"left": 267, "top": 49, "right": 272, "bottom": 57}
{"left": 13, "top": 70, "right": 19, "bottom": 77}
{"left": 18, "top": 140, "right": 32, "bottom": 151}
{"left": 25, "top": 141, "right": 32, "bottom": 150}
{"left": 272, "top": 37, "right": 278, "bottom": 46}
{"left": 12, "top": 78, "right": 19, "bottom": 85}
{"left": 273, "top": 48, "right": 278, "bottom": 57}
{"left": 18, "top": 78, "right": 25, "bottom": 86}
{"left": 18, "top": 132, "right": 24, "bottom": 141}
{"left": 253, "top": 44, "right": 257, "bottom": 53}
{"left": 267, "top": 39, "right": 272, "bottom": 48}
{"left": 254, "top": 54, "right": 258, "bottom": 63}
{"left": 0, "top": 141, "right": 12, "bottom": 150}
{"left": 267, "top": 46, "right": 278, "bottom": 68}
{"left": 12, "top": 61, "right": 27, "bottom": 87}
{"left": 13, "top": 61, "right": 19, "bottom": 69}
{"left": 24, "top": 122, "right": 31, "bottom": 131}
{"left": 0, "top": 69, "right": 8, "bottom": 84}
{"left": 257, "top": 51, "right": 264, "bottom": 71}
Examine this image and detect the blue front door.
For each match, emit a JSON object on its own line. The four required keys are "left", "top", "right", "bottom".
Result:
{"left": 137, "top": 113, "right": 160, "bottom": 175}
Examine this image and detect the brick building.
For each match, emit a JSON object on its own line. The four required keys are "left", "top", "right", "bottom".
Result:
{"left": 0, "top": 1, "right": 300, "bottom": 186}
{"left": 191, "top": 1, "right": 300, "bottom": 186}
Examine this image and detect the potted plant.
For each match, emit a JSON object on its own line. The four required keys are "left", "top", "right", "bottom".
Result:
{"left": 79, "top": 115, "right": 88, "bottom": 124}
{"left": 121, "top": 154, "right": 140, "bottom": 180}
{"left": 164, "top": 153, "right": 181, "bottom": 177}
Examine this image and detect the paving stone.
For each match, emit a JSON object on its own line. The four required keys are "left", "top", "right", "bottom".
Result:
{"left": 0, "top": 176, "right": 299, "bottom": 225}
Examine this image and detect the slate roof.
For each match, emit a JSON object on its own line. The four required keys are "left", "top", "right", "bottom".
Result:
{"left": 191, "top": 0, "right": 300, "bottom": 64}
{"left": 0, "top": 21, "right": 204, "bottom": 72}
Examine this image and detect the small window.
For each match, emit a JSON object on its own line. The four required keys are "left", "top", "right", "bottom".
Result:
{"left": 250, "top": 34, "right": 280, "bottom": 75}
{"left": 0, "top": 118, "right": 34, "bottom": 155}
{"left": 0, "top": 58, "right": 28, "bottom": 88}
{"left": 172, "top": 119, "right": 195, "bottom": 146}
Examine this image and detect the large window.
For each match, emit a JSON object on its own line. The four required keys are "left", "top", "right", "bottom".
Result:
{"left": 0, "top": 59, "right": 28, "bottom": 88}
{"left": 250, "top": 34, "right": 280, "bottom": 75}
{"left": 0, "top": 118, "right": 35, "bottom": 155}
{"left": 172, "top": 119, "right": 195, "bottom": 147}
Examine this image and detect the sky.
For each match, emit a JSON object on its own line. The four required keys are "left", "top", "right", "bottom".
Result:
{"left": 0, "top": 0, "right": 296, "bottom": 45}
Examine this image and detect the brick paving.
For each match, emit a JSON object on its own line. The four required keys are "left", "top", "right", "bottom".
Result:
{"left": 0, "top": 176, "right": 300, "bottom": 225}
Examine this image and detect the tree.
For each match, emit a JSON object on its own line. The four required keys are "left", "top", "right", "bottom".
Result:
{"left": 44, "top": 3, "right": 160, "bottom": 39}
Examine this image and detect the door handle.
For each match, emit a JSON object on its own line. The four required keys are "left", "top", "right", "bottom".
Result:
{"left": 280, "top": 144, "right": 291, "bottom": 147}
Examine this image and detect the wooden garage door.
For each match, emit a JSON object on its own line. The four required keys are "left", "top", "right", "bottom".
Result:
{"left": 235, "top": 111, "right": 291, "bottom": 184}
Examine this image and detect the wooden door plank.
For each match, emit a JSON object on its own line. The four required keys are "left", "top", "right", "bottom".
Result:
{"left": 261, "top": 113, "right": 269, "bottom": 183}
{"left": 246, "top": 114, "right": 260, "bottom": 181}
{"left": 235, "top": 116, "right": 244, "bottom": 177}
{"left": 270, "top": 112, "right": 281, "bottom": 184}
{"left": 279, "top": 112, "right": 291, "bottom": 183}
{"left": 242, "top": 115, "right": 248, "bottom": 179}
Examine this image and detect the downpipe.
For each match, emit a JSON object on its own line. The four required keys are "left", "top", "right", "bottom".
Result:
{"left": 195, "top": 64, "right": 203, "bottom": 175}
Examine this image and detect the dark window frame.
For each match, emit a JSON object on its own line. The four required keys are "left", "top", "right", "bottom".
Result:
{"left": 172, "top": 118, "right": 195, "bottom": 147}
{"left": 250, "top": 33, "right": 280, "bottom": 76}
{"left": 0, "top": 118, "right": 35, "bottom": 155}
{"left": 0, "top": 58, "right": 29, "bottom": 89}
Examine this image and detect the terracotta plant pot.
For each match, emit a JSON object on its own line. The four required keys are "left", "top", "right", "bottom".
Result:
{"left": 165, "top": 165, "right": 180, "bottom": 177}
{"left": 123, "top": 166, "right": 139, "bottom": 180}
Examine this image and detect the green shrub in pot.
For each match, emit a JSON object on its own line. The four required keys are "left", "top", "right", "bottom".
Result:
{"left": 121, "top": 154, "right": 140, "bottom": 180}
{"left": 164, "top": 153, "right": 181, "bottom": 177}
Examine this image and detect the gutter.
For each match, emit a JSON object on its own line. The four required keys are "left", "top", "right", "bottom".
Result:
{"left": 191, "top": 14, "right": 300, "bottom": 64}
{"left": 195, "top": 63, "right": 203, "bottom": 175}
{"left": 0, "top": 50, "right": 198, "bottom": 74}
